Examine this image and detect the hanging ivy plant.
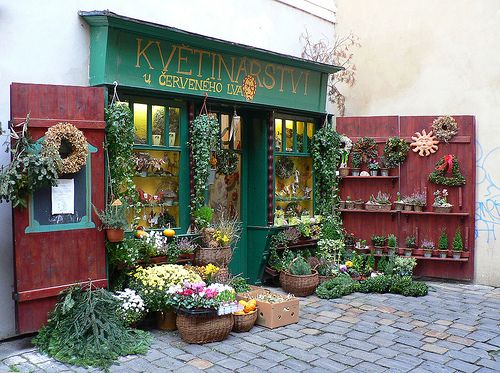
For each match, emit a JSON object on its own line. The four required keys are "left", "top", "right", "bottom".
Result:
{"left": 428, "top": 154, "right": 466, "bottom": 186}
{"left": 383, "top": 137, "right": 409, "bottom": 168}
{"left": 352, "top": 136, "right": 378, "bottom": 165}
{"left": 311, "top": 124, "right": 342, "bottom": 215}
{"left": 216, "top": 148, "right": 238, "bottom": 175}
{"left": 275, "top": 156, "right": 295, "bottom": 179}
{"left": 105, "top": 102, "right": 136, "bottom": 203}
{"left": 190, "top": 114, "right": 220, "bottom": 212}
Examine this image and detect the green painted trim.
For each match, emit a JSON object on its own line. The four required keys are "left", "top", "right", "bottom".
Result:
{"left": 25, "top": 143, "right": 98, "bottom": 233}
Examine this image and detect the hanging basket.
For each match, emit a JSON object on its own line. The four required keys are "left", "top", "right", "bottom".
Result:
{"left": 280, "top": 270, "right": 319, "bottom": 297}
{"left": 176, "top": 310, "right": 233, "bottom": 344}
{"left": 232, "top": 309, "right": 258, "bottom": 333}
{"left": 105, "top": 228, "right": 124, "bottom": 242}
{"left": 194, "top": 246, "right": 232, "bottom": 267}
{"left": 214, "top": 267, "right": 230, "bottom": 283}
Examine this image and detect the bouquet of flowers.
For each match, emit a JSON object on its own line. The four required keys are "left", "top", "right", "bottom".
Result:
{"left": 114, "top": 288, "right": 147, "bottom": 326}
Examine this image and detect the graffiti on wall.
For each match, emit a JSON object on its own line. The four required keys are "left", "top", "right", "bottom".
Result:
{"left": 475, "top": 141, "right": 500, "bottom": 242}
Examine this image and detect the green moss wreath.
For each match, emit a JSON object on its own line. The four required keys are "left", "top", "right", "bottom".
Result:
{"left": 428, "top": 154, "right": 466, "bottom": 186}
{"left": 383, "top": 137, "right": 409, "bottom": 167}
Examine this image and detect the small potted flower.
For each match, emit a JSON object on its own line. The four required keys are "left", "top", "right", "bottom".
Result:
{"left": 402, "top": 195, "right": 414, "bottom": 211}
{"left": 368, "top": 158, "right": 380, "bottom": 176}
{"left": 177, "top": 237, "right": 196, "bottom": 262}
{"left": 452, "top": 228, "right": 464, "bottom": 260}
{"left": 339, "top": 151, "right": 350, "bottom": 177}
{"left": 345, "top": 196, "right": 354, "bottom": 210}
{"left": 351, "top": 153, "right": 362, "bottom": 176}
{"left": 386, "top": 234, "right": 397, "bottom": 256}
{"left": 375, "top": 191, "right": 392, "bottom": 211}
{"left": 394, "top": 192, "right": 405, "bottom": 211}
{"left": 344, "top": 233, "right": 355, "bottom": 253}
{"left": 371, "top": 235, "right": 386, "bottom": 255}
{"left": 412, "top": 191, "right": 427, "bottom": 212}
{"left": 403, "top": 235, "right": 416, "bottom": 257}
{"left": 421, "top": 239, "right": 435, "bottom": 258}
{"left": 379, "top": 156, "right": 390, "bottom": 176}
{"left": 93, "top": 199, "right": 128, "bottom": 242}
{"left": 433, "top": 189, "right": 453, "bottom": 213}
{"left": 438, "top": 229, "right": 449, "bottom": 258}
{"left": 115, "top": 288, "right": 147, "bottom": 327}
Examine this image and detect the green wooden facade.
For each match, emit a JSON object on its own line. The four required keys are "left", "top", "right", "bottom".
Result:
{"left": 81, "top": 10, "right": 340, "bottom": 283}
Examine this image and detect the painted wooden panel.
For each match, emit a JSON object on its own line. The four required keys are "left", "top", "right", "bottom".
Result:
{"left": 10, "top": 83, "right": 107, "bottom": 333}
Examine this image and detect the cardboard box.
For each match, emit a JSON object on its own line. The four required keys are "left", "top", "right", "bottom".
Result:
{"left": 237, "top": 288, "right": 299, "bottom": 329}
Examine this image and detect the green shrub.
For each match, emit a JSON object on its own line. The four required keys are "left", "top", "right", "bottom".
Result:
{"left": 371, "top": 235, "right": 386, "bottom": 247}
{"left": 359, "top": 275, "right": 391, "bottom": 293}
{"left": 389, "top": 276, "right": 414, "bottom": 294}
{"left": 316, "top": 275, "right": 359, "bottom": 299}
{"left": 193, "top": 206, "right": 214, "bottom": 229}
{"left": 452, "top": 228, "right": 463, "bottom": 251}
{"left": 400, "top": 281, "right": 429, "bottom": 296}
{"left": 438, "top": 229, "right": 448, "bottom": 250}
{"left": 289, "top": 256, "right": 312, "bottom": 276}
{"left": 391, "top": 257, "right": 417, "bottom": 277}
{"left": 387, "top": 234, "right": 397, "bottom": 249}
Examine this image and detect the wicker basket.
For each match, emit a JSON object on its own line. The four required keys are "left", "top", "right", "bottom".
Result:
{"left": 433, "top": 206, "right": 452, "bottom": 213}
{"left": 232, "top": 309, "right": 258, "bottom": 333}
{"left": 214, "top": 267, "right": 230, "bottom": 283}
{"left": 176, "top": 310, "right": 233, "bottom": 344}
{"left": 280, "top": 270, "right": 319, "bottom": 297}
{"left": 194, "top": 246, "right": 232, "bottom": 267}
{"left": 366, "top": 203, "right": 391, "bottom": 211}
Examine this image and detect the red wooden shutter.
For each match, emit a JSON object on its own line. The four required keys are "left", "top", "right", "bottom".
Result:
{"left": 10, "top": 83, "right": 107, "bottom": 333}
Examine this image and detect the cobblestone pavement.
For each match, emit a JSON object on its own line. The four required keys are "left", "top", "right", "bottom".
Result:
{"left": 1, "top": 281, "right": 499, "bottom": 373}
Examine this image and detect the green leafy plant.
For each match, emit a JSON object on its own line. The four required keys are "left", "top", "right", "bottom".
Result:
{"left": 375, "top": 191, "right": 391, "bottom": 204}
{"left": 358, "top": 275, "right": 391, "bottom": 293}
{"left": 371, "top": 235, "right": 386, "bottom": 247}
{"left": 351, "top": 152, "right": 362, "bottom": 168}
{"left": 33, "top": 284, "right": 151, "bottom": 370}
{"left": 377, "top": 256, "right": 388, "bottom": 273}
{"left": 289, "top": 256, "right": 312, "bottom": 276}
{"left": 93, "top": 202, "right": 128, "bottom": 230}
{"left": 391, "top": 257, "right": 417, "bottom": 277}
{"left": 438, "top": 229, "right": 448, "bottom": 250}
{"left": 316, "top": 274, "right": 359, "bottom": 298}
{"left": 365, "top": 254, "right": 375, "bottom": 274}
{"left": 190, "top": 114, "right": 220, "bottom": 212}
{"left": 405, "top": 235, "right": 416, "bottom": 248}
{"left": 193, "top": 205, "right": 213, "bottom": 229}
{"left": 383, "top": 137, "right": 409, "bottom": 168}
{"left": 387, "top": 234, "right": 397, "bottom": 249}
{"left": 452, "top": 228, "right": 463, "bottom": 252}
{"left": 105, "top": 103, "right": 136, "bottom": 202}
{"left": 227, "top": 274, "right": 251, "bottom": 293}
{"left": 0, "top": 115, "right": 60, "bottom": 208}
{"left": 311, "top": 125, "right": 342, "bottom": 215}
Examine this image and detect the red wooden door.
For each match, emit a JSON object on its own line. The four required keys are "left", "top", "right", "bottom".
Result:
{"left": 10, "top": 83, "right": 107, "bottom": 333}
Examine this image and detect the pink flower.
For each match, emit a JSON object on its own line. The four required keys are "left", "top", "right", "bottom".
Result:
{"left": 340, "top": 265, "right": 348, "bottom": 272}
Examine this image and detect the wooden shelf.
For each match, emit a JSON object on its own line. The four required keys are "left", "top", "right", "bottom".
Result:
{"left": 341, "top": 176, "right": 399, "bottom": 179}
{"left": 276, "top": 197, "right": 312, "bottom": 202}
{"left": 340, "top": 208, "right": 398, "bottom": 214}
{"left": 134, "top": 173, "right": 177, "bottom": 178}
{"left": 401, "top": 211, "right": 469, "bottom": 217}
{"left": 276, "top": 239, "right": 318, "bottom": 251}
{"left": 359, "top": 252, "right": 469, "bottom": 262}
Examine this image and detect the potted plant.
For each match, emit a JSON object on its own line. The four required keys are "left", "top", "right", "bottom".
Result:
{"left": 339, "top": 199, "right": 346, "bottom": 209}
{"left": 368, "top": 158, "right": 380, "bottom": 176}
{"left": 402, "top": 195, "right": 414, "bottom": 211}
{"left": 421, "top": 239, "right": 435, "bottom": 258}
{"left": 412, "top": 191, "right": 427, "bottom": 212}
{"left": 339, "top": 151, "right": 350, "bottom": 177}
{"left": 93, "top": 199, "right": 128, "bottom": 242}
{"left": 404, "top": 235, "right": 416, "bottom": 256}
{"left": 371, "top": 235, "right": 386, "bottom": 255}
{"left": 433, "top": 189, "right": 453, "bottom": 213}
{"left": 355, "top": 239, "right": 369, "bottom": 253}
{"left": 351, "top": 152, "right": 362, "bottom": 176}
{"left": 394, "top": 192, "right": 405, "bottom": 211}
{"left": 375, "top": 191, "right": 392, "bottom": 211}
{"left": 344, "top": 232, "right": 355, "bottom": 253}
{"left": 177, "top": 237, "right": 196, "bottom": 262}
{"left": 354, "top": 199, "right": 365, "bottom": 210}
{"left": 452, "top": 228, "right": 463, "bottom": 259}
{"left": 386, "top": 234, "right": 397, "bottom": 256}
{"left": 345, "top": 196, "right": 354, "bottom": 209}
{"left": 152, "top": 107, "right": 165, "bottom": 146}
{"left": 438, "top": 229, "right": 449, "bottom": 258}
{"left": 365, "top": 195, "right": 379, "bottom": 211}
{"left": 379, "top": 156, "right": 390, "bottom": 176}
{"left": 149, "top": 157, "right": 165, "bottom": 174}
{"left": 169, "top": 281, "right": 238, "bottom": 343}
{"left": 279, "top": 256, "right": 319, "bottom": 296}
{"left": 316, "top": 259, "right": 338, "bottom": 284}
{"left": 133, "top": 152, "right": 152, "bottom": 176}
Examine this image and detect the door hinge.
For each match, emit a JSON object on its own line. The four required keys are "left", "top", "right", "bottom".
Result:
{"left": 12, "top": 292, "right": 19, "bottom": 301}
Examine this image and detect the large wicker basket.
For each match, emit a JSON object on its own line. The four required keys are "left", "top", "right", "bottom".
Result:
{"left": 194, "top": 246, "right": 232, "bottom": 267}
{"left": 232, "top": 309, "right": 258, "bottom": 333}
{"left": 176, "top": 310, "right": 233, "bottom": 344}
{"left": 280, "top": 270, "right": 319, "bottom": 297}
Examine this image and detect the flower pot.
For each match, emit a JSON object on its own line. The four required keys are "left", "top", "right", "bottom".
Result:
{"left": 345, "top": 201, "right": 355, "bottom": 210}
{"left": 351, "top": 168, "right": 360, "bottom": 176}
{"left": 194, "top": 246, "right": 232, "bottom": 267}
{"left": 374, "top": 246, "right": 384, "bottom": 255}
{"left": 413, "top": 248, "right": 424, "bottom": 256}
{"left": 339, "top": 200, "right": 346, "bottom": 209}
{"left": 404, "top": 204, "right": 414, "bottom": 212}
{"left": 404, "top": 248, "right": 413, "bottom": 257}
{"left": 380, "top": 168, "right": 389, "bottom": 176}
{"left": 439, "top": 250, "right": 448, "bottom": 258}
{"left": 152, "top": 134, "right": 162, "bottom": 146}
{"left": 264, "top": 266, "right": 280, "bottom": 277}
{"left": 394, "top": 202, "right": 404, "bottom": 211}
{"left": 156, "top": 310, "right": 177, "bottom": 331}
{"left": 387, "top": 248, "right": 396, "bottom": 256}
{"left": 178, "top": 253, "right": 195, "bottom": 261}
{"left": 176, "top": 310, "right": 233, "bottom": 344}
{"left": 461, "top": 251, "right": 470, "bottom": 259}
{"left": 106, "top": 228, "right": 124, "bottom": 242}
{"left": 339, "top": 167, "right": 350, "bottom": 177}
{"left": 354, "top": 201, "right": 365, "bottom": 210}
{"left": 414, "top": 205, "right": 424, "bottom": 212}
{"left": 433, "top": 206, "right": 452, "bottom": 213}
{"left": 452, "top": 251, "right": 462, "bottom": 260}
{"left": 423, "top": 249, "right": 433, "bottom": 258}
{"left": 370, "top": 170, "right": 379, "bottom": 176}
{"left": 279, "top": 270, "right": 319, "bottom": 297}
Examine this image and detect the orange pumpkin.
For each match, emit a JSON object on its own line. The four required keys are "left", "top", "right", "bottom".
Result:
{"left": 163, "top": 228, "right": 176, "bottom": 237}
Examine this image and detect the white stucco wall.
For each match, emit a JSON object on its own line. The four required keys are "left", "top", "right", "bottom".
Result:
{"left": 335, "top": 0, "right": 500, "bottom": 286}
{"left": 0, "top": 0, "right": 335, "bottom": 339}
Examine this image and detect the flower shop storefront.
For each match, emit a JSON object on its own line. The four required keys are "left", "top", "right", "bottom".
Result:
{"left": 79, "top": 10, "right": 340, "bottom": 285}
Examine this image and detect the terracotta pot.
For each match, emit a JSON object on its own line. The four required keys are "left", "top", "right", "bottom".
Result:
{"left": 178, "top": 253, "right": 195, "bottom": 261}
{"left": 413, "top": 248, "right": 424, "bottom": 256}
{"left": 433, "top": 206, "right": 452, "bottom": 213}
{"left": 404, "top": 204, "right": 414, "bottom": 212}
{"left": 106, "top": 228, "right": 124, "bottom": 242}
{"left": 156, "top": 310, "right": 177, "bottom": 331}
{"left": 414, "top": 205, "right": 423, "bottom": 212}
{"left": 345, "top": 201, "right": 355, "bottom": 210}
{"left": 461, "top": 252, "right": 470, "bottom": 258}
{"left": 394, "top": 202, "right": 404, "bottom": 211}
{"left": 354, "top": 201, "right": 365, "bottom": 210}
{"left": 339, "top": 200, "right": 346, "bottom": 209}
{"left": 339, "top": 167, "right": 350, "bottom": 177}
{"left": 265, "top": 266, "right": 279, "bottom": 277}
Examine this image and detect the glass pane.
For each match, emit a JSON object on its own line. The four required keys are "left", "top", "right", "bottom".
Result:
{"left": 221, "top": 114, "right": 230, "bottom": 149}
{"left": 233, "top": 113, "right": 241, "bottom": 150}
{"left": 209, "top": 151, "right": 241, "bottom": 220}
{"left": 132, "top": 149, "right": 180, "bottom": 228}
{"left": 152, "top": 106, "right": 165, "bottom": 146}
{"left": 168, "top": 107, "right": 180, "bottom": 147}
{"left": 274, "top": 156, "right": 313, "bottom": 225}
{"left": 285, "top": 120, "right": 294, "bottom": 152}
{"left": 133, "top": 103, "right": 147, "bottom": 144}
{"left": 306, "top": 122, "right": 314, "bottom": 147}
{"left": 275, "top": 119, "right": 283, "bottom": 152}
{"left": 296, "top": 121, "right": 305, "bottom": 152}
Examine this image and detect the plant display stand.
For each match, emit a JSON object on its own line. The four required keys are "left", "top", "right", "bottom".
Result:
{"left": 337, "top": 115, "right": 475, "bottom": 281}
